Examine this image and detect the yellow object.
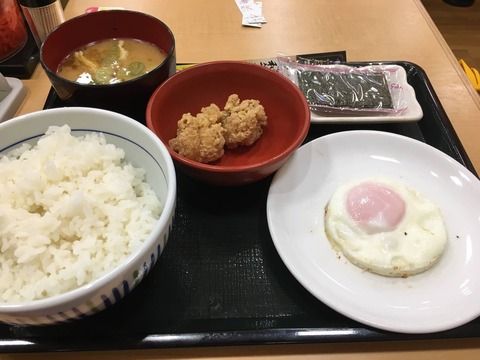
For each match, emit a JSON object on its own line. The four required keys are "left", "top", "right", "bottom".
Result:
{"left": 176, "top": 64, "right": 194, "bottom": 71}
{"left": 459, "top": 59, "right": 480, "bottom": 91}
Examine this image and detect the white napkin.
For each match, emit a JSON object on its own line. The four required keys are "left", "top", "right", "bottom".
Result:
{"left": 235, "top": 0, "right": 267, "bottom": 28}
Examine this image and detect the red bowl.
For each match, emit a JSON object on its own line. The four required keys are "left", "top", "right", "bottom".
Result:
{"left": 146, "top": 61, "right": 310, "bottom": 186}
{"left": 40, "top": 10, "right": 176, "bottom": 119}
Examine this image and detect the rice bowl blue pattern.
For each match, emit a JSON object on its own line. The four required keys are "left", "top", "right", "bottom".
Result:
{"left": 0, "top": 107, "right": 176, "bottom": 325}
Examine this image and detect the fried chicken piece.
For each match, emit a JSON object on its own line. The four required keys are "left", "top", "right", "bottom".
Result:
{"left": 169, "top": 104, "right": 226, "bottom": 163}
{"left": 222, "top": 94, "right": 268, "bottom": 149}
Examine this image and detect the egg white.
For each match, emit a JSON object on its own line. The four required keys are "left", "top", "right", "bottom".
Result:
{"left": 324, "top": 177, "right": 447, "bottom": 277}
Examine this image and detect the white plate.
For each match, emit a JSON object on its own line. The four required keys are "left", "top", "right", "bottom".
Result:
{"left": 308, "top": 65, "right": 423, "bottom": 123}
{"left": 267, "top": 131, "right": 480, "bottom": 333}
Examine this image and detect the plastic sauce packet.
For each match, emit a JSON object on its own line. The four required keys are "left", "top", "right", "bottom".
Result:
{"left": 277, "top": 57, "right": 408, "bottom": 115}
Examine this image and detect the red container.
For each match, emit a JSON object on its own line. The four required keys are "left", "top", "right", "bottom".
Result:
{"left": 147, "top": 61, "right": 311, "bottom": 186}
{"left": 40, "top": 10, "right": 176, "bottom": 118}
{"left": 0, "top": 0, "right": 28, "bottom": 62}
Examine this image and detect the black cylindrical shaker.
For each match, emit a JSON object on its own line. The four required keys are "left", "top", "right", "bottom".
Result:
{"left": 18, "top": 0, "right": 65, "bottom": 48}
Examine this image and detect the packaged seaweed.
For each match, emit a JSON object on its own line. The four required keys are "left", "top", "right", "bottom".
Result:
{"left": 277, "top": 57, "right": 409, "bottom": 115}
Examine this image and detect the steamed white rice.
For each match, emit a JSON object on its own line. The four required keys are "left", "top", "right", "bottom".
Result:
{"left": 0, "top": 125, "right": 162, "bottom": 303}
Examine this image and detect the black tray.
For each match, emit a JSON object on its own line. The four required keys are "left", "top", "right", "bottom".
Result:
{"left": 1, "top": 61, "right": 478, "bottom": 353}
{"left": 0, "top": 28, "right": 39, "bottom": 79}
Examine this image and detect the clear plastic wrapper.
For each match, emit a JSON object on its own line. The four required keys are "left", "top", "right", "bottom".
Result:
{"left": 248, "top": 51, "right": 346, "bottom": 72}
{"left": 277, "top": 57, "right": 409, "bottom": 115}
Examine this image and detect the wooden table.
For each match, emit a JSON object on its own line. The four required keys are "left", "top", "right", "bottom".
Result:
{"left": 10, "top": 0, "right": 480, "bottom": 358}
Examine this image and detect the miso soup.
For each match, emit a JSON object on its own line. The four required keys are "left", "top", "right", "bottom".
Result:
{"left": 56, "top": 38, "right": 167, "bottom": 85}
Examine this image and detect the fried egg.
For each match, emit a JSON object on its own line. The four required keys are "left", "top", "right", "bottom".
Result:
{"left": 324, "top": 177, "right": 447, "bottom": 277}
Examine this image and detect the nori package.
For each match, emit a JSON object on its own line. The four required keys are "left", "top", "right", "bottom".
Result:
{"left": 297, "top": 70, "right": 393, "bottom": 110}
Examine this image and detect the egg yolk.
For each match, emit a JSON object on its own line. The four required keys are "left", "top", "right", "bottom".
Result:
{"left": 346, "top": 182, "right": 406, "bottom": 234}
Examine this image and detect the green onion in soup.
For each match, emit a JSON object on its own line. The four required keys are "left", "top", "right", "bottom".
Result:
{"left": 56, "top": 38, "right": 167, "bottom": 85}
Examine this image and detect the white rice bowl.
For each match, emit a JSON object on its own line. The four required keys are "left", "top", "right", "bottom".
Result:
{"left": 0, "top": 125, "right": 161, "bottom": 303}
{"left": 0, "top": 107, "right": 176, "bottom": 325}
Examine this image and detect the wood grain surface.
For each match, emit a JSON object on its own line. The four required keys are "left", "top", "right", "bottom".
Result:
{"left": 423, "top": 0, "right": 480, "bottom": 70}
